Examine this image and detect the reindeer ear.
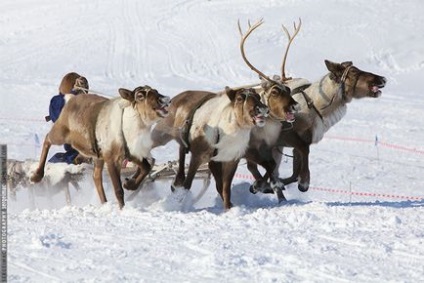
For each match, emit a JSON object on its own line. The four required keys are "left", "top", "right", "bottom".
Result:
{"left": 225, "top": 86, "right": 237, "bottom": 102}
{"left": 118, "top": 88, "right": 135, "bottom": 102}
{"left": 341, "top": 61, "right": 353, "bottom": 68}
{"left": 325, "top": 60, "right": 344, "bottom": 81}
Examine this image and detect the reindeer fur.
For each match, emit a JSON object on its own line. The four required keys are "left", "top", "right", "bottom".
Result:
{"left": 31, "top": 86, "right": 170, "bottom": 209}
{"left": 247, "top": 60, "right": 387, "bottom": 194}
{"left": 152, "top": 87, "right": 269, "bottom": 210}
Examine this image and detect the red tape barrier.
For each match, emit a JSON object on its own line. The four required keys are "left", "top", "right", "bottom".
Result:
{"left": 1, "top": 115, "right": 423, "bottom": 200}
{"left": 310, "top": 186, "right": 423, "bottom": 201}
{"left": 233, "top": 173, "right": 424, "bottom": 201}
{"left": 325, "top": 135, "right": 424, "bottom": 155}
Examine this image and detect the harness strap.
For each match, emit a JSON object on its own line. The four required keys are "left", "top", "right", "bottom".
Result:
{"left": 290, "top": 83, "right": 324, "bottom": 121}
{"left": 120, "top": 108, "right": 131, "bottom": 160}
{"left": 181, "top": 93, "right": 217, "bottom": 153}
{"left": 212, "top": 130, "right": 220, "bottom": 157}
{"left": 300, "top": 90, "right": 324, "bottom": 121}
{"left": 290, "top": 83, "right": 311, "bottom": 96}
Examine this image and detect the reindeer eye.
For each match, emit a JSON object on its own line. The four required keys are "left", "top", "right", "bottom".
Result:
{"left": 236, "top": 94, "right": 245, "bottom": 102}
{"left": 135, "top": 92, "right": 145, "bottom": 101}
{"left": 270, "top": 89, "right": 279, "bottom": 97}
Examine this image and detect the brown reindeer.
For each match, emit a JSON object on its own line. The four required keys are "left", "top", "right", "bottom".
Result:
{"left": 244, "top": 19, "right": 387, "bottom": 194}
{"left": 237, "top": 19, "right": 298, "bottom": 202}
{"left": 31, "top": 86, "right": 170, "bottom": 209}
{"left": 150, "top": 87, "right": 269, "bottom": 210}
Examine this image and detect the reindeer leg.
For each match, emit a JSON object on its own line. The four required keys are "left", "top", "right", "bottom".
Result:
{"left": 123, "top": 166, "right": 141, "bottom": 190}
{"left": 123, "top": 158, "right": 152, "bottom": 191}
{"left": 269, "top": 175, "right": 286, "bottom": 203}
{"left": 297, "top": 145, "right": 310, "bottom": 192}
{"left": 106, "top": 160, "right": 124, "bottom": 209}
{"left": 182, "top": 154, "right": 203, "bottom": 191}
{"left": 221, "top": 160, "right": 239, "bottom": 210}
{"left": 172, "top": 145, "right": 187, "bottom": 191}
{"left": 208, "top": 161, "right": 223, "bottom": 199}
{"left": 32, "top": 124, "right": 69, "bottom": 182}
{"left": 246, "top": 160, "right": 269, "bottom": 194}
{"left": 93, "top": 159, "right": 107, "bottom": 205}
{"left": 30, "top": 134, "right": 52, "bottom": 183}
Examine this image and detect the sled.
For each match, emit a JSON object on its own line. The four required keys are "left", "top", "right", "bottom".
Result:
{"left": 6, "top": 159, "right": 211, "bottom": 206}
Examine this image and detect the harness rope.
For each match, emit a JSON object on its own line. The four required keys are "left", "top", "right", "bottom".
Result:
{"left": 297, "top": 66, "right": 356, "bottom": 121}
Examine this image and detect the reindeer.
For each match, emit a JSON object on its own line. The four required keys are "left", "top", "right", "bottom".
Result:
{"left": 237, "top": 19, "right": 298, "bottom": 202}
{"left": 150, "top": 87, "right": 269, "bottom": 210}
{"left": 30, "top": 86, "right": 170, "bottom": 209}
{"left": 243, "top": 19, "right": 387, "bottom": 194}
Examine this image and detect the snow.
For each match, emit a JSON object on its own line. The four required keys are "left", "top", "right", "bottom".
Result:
{"left": 1, "top": 0, "right": 424, "bottom": 282}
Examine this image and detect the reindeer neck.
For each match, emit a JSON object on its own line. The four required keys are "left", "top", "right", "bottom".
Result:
{"left": 304, "top": 74, "right": 347, "bottom": 143}
{"left": 121, "top": 105, "right": 153, "bottom": 159}
{"left": 304, "top": 74, "right": 346, "bottom": 117}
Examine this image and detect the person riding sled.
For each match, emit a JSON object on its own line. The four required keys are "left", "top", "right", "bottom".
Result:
{"left": 46, "top": 72, "right": 90, "bottom": 164}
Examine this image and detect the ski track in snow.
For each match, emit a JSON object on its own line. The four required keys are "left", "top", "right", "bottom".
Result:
{"left": 1, "top": 0, "right": 424, "bottom": 282}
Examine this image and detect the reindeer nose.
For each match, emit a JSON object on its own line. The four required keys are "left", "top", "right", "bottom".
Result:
{"left": 160, "top": 96, "right": 171, "bottom": 105}
{"left": 381, "top": 77, "right": 387, "bottom": 86}
{"left": 256, "top": 105, "right": 269, "bottom": 117}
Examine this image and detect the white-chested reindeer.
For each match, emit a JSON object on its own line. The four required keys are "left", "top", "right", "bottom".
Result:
{"left": 31, "top": 86, "right": 170, "bottom": 209}
{"left": 243, "top": 19, "right": 387, "bottom": 196}
{"left": 150, "top": 86, "right": 269, "bottom": 210}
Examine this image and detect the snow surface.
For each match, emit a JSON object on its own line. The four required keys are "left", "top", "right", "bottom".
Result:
{"left": 1, "top": 0, "right": 424, "bottom": 282}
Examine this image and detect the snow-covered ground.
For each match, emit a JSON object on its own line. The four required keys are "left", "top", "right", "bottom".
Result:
{"left": 1, "top": 0, "right": 424, "bottom": 282}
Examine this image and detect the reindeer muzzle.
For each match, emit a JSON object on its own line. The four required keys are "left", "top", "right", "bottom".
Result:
{"left": 253, "top": 106, "right": 269, "bottom": 128}
{"left": 285, "top": 103, "right": 298, "bottom": 123}
{"left": 370, "top": 76, "right": 386, "bottom": 98}
{"left": 156, "top": 96, "right": 171, "bottom": 117}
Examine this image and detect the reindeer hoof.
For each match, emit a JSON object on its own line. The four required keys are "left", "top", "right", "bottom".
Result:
{"left": 250, "top": 180, "right": 274, "bottom": 194}
{"left": 249, "top": 185, "right": 258, "bottom": 194}
{"left": 298, "top": 183, "right": 309, "bottom": 192}
{"left": 277, "top": 195, "right": 287, "bottom": 203}
{"left": 224, "top": 202, "right": 233, "bottom": 211}
{"left": 262, "top": 187, "right": 274, "bottom": 194}
{"left": 270, "top": 179, "right": 286, "bottom": 191}
{"left": 123, "top": 178, "right": 138, "bottom": 191}
{"left": 30, "top": 171, "right": 44, "bottom": 183}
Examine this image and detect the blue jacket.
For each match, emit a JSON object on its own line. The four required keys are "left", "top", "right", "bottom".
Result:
{"left": 48, "top": 92, "right": 80, "bottom": 164}
{"left": 49, "top": 94, "right": 65, "bottom": 122}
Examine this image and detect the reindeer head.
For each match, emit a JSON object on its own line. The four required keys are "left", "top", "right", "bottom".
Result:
{"left": 72, "top": 76, "right": 89, "bottom": 94}
{"left": 119, "top": 86, "right": 170, "bottom": 123}
{"left": 325, "top": 60, "right": 387, "bottom": 102}
{"left": 225, "top": 87, "right": 269, "bottom": 128}
{"left": 261, "top": 78, "right": 298, "bottom": 122}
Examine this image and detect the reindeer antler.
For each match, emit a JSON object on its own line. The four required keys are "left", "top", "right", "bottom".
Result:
{"left": 280, "top": 18, "right": 302, "bottom": 82}
{"left": 238, "top": 19, "right": 279, "bottom": 85}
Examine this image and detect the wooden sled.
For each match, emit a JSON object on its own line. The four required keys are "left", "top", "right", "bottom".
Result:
{"left": 6, "top": 159, "right": 211, "bottom": 206}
